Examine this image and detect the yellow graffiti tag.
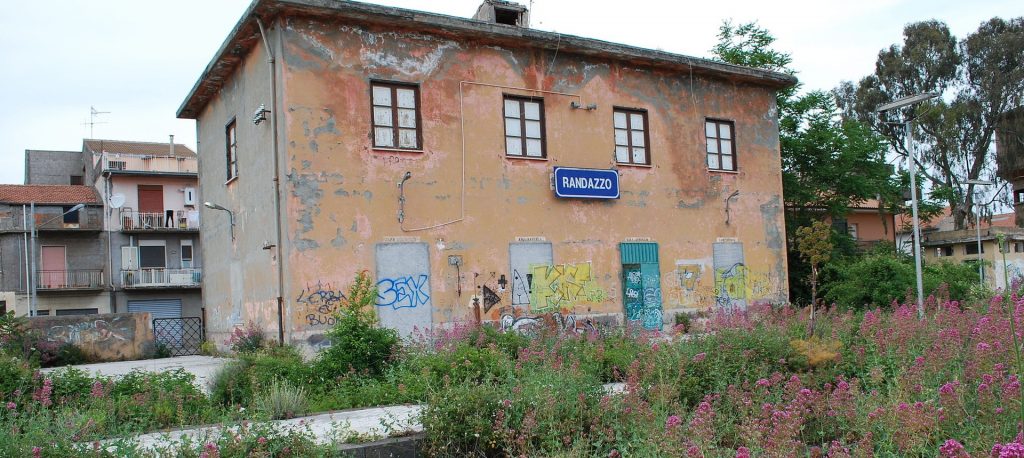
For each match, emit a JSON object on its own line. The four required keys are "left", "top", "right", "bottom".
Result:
{"left": 529, "top": 262, "right": 607, "bottom": 313}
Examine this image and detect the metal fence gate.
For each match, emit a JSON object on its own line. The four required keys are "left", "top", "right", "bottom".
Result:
{"left": 152, "top": 317, "right": 204, "bottom": 356}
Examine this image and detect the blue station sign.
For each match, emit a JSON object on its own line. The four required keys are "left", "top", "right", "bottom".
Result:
{"left": 553, "top": 167, "right": 620, "bottom": 199}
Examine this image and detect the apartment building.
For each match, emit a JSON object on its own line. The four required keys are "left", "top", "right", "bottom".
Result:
{"left": 0, "top": 140, "right": 203, "bottom": 320}
{"left": 178, "top": 0, "right": 796, "bottom": 348}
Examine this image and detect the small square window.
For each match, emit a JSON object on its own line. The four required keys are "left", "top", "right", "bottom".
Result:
{"left": 706, "top": 119, "right": 737, "bottom": 171}
{"left": 847, "top": 223, "right": 858, "bottom": 240}
{"left": 371, "top": 82, "right": 421, "bottom": 150}
{"left": 613, "top": 108, "right": 650, "bottom": 165}
{"left": 503, "top": 96, "right": 546, "bottom": 158}
{"left": 1015, "top": 189, "right": 1024, "bottom": 205}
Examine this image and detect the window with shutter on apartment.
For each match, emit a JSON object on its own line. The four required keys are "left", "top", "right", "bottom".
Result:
{"left": 225, "top": 119, "right": 238, "bottom": 181}
{"left": 371, "top": 82, "right": 422, "bottom": 150}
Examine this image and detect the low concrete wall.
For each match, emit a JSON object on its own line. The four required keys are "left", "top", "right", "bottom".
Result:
{"left": 29, "top": 312, "right": 155, "bottom": 361}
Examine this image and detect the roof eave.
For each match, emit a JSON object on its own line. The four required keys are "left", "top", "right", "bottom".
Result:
{"left": 177, "top": 0, "right": 797, "bottom": 119}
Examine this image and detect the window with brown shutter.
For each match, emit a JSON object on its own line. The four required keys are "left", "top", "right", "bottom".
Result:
{"left": 503, "top": 96, "right": 546, "bottom": 158}
{"left": 371, "top": 82, "right": 422, "bottom": 150}
{"left": 705, "top": 119, "right": 737, "bottom": 171}
{"left": 613, "top": 108, "right": 650, "bottom": 165}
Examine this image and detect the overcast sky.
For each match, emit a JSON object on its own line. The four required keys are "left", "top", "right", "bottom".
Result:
{"left": 0, "top": 0, "right": 1019, "bottom": 185}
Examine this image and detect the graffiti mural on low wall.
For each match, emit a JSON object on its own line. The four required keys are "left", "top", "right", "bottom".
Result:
{"left": 30, "top": 313, "right": 154, "bottom": 361}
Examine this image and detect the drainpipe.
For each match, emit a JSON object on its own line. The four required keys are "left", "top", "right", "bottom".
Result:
{"left": 256, "top": 16, "right": 286, "bottom": 346}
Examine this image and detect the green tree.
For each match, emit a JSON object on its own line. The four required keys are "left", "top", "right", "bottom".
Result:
{"left": 836, "top": 18, "right": 1024, "bottom": 230}
{"left": 795, "top": 220, "right": 833, "bottom": 335}
{"left": 712, "top": 21, "right": 905, "bottom": 304}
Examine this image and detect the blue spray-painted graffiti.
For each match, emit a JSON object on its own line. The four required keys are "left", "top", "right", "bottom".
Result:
{"left": 376, "top": 275, "right": 430, "bottom": 310}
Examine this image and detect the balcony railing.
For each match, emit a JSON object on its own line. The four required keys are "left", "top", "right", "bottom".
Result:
{"left": 119, "top": 210, "right": 199, "bottom": 231}
{"left": 36, "top": 270, "right": 104, "bottom": 290}
{"left": 122, "top": 268, "right": 202, "bottom": 288}
{"left": 102, "top": 154, "right": 198, "bottom": 174}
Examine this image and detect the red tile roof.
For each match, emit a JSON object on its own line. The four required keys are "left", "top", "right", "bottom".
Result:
{"left": 0, "top": 185, "right": 101, "bottom": 205}
{"left": 83, "top": 139, "right": 196, "bottom": 158}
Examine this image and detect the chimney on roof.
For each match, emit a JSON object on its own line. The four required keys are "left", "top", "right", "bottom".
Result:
{"left": 169, "top": 135, "right": 174, "bottom": 156}
{"left": 473, "top": 0, "right": 529, "bottom": 27}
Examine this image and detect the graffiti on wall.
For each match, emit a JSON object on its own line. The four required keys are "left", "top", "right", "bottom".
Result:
{"left": 529, "top": 262, "right": 607, "bottom": 313}
{"left": 376, "top": 274, "right": 430, "bottom": 310}
{"left": 714, "top": 262, "right": 748, "bottom": 308}
{"left": 296, "top": 281, "right": 347, "bottom": 327}
{"left": 624, "top": 267, "right": 663, "bottom": 330}
{"left": 482, "top": 285, "right": 502, "bottom": 312}
{"left": 45, "top": 319, "right": 132, "bottom": 346}
{"left": 510, "top": 269, "right": 531, "bottom": 305}
{"left": 499, "top": 311, "right": 596, "bottom": 334}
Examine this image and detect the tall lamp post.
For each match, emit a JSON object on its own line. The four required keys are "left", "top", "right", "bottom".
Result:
{"left": 964, "top": 179, "right": 994, "bottom": 288}
{"left": 876, "top": 92, "right": 938, "bottom": 320}
{"left": 29, "top": 203, "right": 86, "bottom": 317}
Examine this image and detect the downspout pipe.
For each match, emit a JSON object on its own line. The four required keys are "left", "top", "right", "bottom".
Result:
{"left": 256, "top": 17, "right": 286, "bottom": 346}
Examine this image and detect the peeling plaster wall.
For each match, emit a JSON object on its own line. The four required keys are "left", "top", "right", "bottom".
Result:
{"left": 194, "top": 27, "right": 284, "bottom": 346}
{"left": 199, "top": 14, "right": 790, "bottom": 347}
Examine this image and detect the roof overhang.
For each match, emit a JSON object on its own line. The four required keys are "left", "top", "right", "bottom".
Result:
{"left": 177, "top": 0, "right": 798, "bottom": 119}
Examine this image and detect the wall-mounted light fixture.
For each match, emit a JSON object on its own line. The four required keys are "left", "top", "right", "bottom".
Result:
{"left": 204, "top": 201, "right": 236, "bottom": 240}
{"left": 252, "top": 104, "right": 271, "bottom": 125}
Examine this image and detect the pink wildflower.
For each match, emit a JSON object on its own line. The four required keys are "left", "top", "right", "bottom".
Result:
{"left": 32, "top": 379, "right": 52, "bottom": 408}
{"left": 978, "top": 342, "right": 992, "bottom": 351}
{"left": 257, "top": 437, "right": 267, "bottom": 445}
{"left": 5, "top": 402, "right": 14, "bottom": 410}
{"left": 693, "top": 352, "right": 706, "bottom": 363}
{"left": 992, "top": 441, "right": 1024, "bottom": 457}
{"left": 939, "top": 439, "right": 965, "bottom": 457}
{"left": 32, "top": 446, "right": 41, "bottom": 458}
{"left": 736, "top": 446, "right": 751, "bottom": 458}
{"left": 665, "top": 415, "right": 682, "bottom": 429}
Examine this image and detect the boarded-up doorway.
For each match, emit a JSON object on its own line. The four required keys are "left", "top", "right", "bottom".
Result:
{"left": 375, "top": 243, "right": 432, "bottom": 338}
{"left": 508, "top": 242, "right": 553, "bottom": 309}
{"left": 40, "top": 245, "right": 67, "bottom": 288}
{"left": 713, "top": 242, "right": 747, "bottom": 309}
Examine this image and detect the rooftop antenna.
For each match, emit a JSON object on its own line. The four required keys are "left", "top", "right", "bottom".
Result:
{"left": 83, "top": 106, "right": 110, "bottom": 138}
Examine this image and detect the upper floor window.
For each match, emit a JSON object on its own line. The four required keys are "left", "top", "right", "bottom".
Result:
{"left": 69, "top": 175, "right": 83, "bottom": 185}
{"left": 847, "top": 223, "right": 859, "bottom": 240}
{"left": 225, "top": 119, "right": 238, "bottom": 181}
{"left": 705, "top": 119, "right": 736, "bottom": 171}
{"left": 937, "top": 246, "right": 954, "bottom": 257}
{"left": 614, "top": 108, "right": 649, "bottom": 165}
{"left": 62, "top": 206, "right": 80, "bottom": 224}
{"left": 965, "top": 243, "right": 984, "bottom": 255}
{"left": 1015, "top": 189, "right": 1024, "bottom": 205}
{"left": 503, "top": 96, "right": 545, "bottom": 158}
{"left": 372, "top": 82, "right": 421, "bottom": 150}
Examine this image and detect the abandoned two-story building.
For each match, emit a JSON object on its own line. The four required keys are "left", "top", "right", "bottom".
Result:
{"left": 178, "top": 0, "right": 796, "bottom": 348}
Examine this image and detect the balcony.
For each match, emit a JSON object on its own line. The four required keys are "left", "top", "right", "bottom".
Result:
{"left": 119, "top": 209, "right": 199, "bottom": 232}
{"left": 122, "top": 268, "right": 202, "bottom": 289}
{"left": 101, "top": 154, "right": 198, "bottom": 176}
{"left": 36, "top": 270, "right": 104, "bottom": 291}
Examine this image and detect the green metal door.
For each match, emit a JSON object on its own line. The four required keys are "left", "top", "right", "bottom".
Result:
{"left": 620, "top": 243, "right": 662, "bottom": 330}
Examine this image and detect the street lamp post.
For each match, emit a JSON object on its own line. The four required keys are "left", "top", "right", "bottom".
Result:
{"left": 965, "top": 179, "right": 995, "bottom": 288}
{"left": 29, "top": 203, "right": 86, "bottom": 317}
{"left": 204, "top": 202, "right": 236, "bottom": 241}
{"left": 876, "top": 92, "right": 938, "bottom": 320}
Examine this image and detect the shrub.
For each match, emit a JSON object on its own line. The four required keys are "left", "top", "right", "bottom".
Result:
{"left": 254, "top": 380, "right": 308, "bottom": 420}
{"left": 313, "top": 271, "right": 398, "bottom": 380}
{"left": 823, "top": 252, "right": 977, "bottom": 309}
{"left": 0, "top": 356, "right": 33, "bottom": 398}
{"left": 209, "top": 347, "right": 309, "bottom": 407}
{"left": 224, "top": 322, "right": 265, "bottom": 354}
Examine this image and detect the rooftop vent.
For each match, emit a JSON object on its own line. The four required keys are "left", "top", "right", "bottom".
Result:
{"left": 473, "top": 0, "right": 529, "bottom": 27}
